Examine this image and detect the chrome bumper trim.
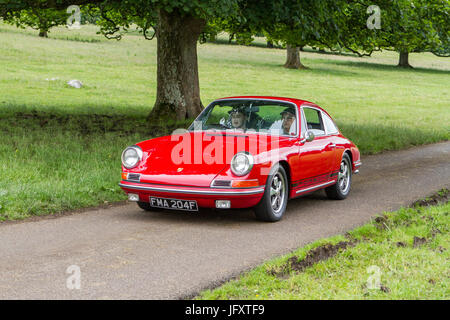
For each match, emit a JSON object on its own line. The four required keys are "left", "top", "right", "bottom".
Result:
{"left": 119, "top": 183, "right": 265, "bottom": 196}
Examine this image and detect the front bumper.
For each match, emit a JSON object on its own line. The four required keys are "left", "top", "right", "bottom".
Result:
{"left": 119, "top": 180, "right": 265, "bottom": 209}
{"left": 353, "top": 160, "right": 362, "bottom": 174}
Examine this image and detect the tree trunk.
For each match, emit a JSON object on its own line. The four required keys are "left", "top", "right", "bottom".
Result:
{"left": 148, "top": 9, "right": 206, "bottom": 122}
{"left": 209, "top": 33, "right": 217, "bottom": 42}
{"left": 228, "top": 33, "right": 234, "bottom": 44}
{"left": 39, "top": 29, "right": 48, "bottom": 37}
{"left": 284, "top": 45, "right": 307, "bottom": 69}
{"left": 398, "top": 51, "right": 412, "bottom": 68}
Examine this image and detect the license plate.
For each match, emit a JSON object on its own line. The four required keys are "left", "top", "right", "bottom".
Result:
{"left": 149, "top": 197, "right": 198, "bottom": 211}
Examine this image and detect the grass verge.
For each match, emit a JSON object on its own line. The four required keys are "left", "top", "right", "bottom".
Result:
{"left": 197, "top": 189, "right": 449, "bottom": 300}
{"left": 0, "top": 114, "right": 190, "bottom": 220}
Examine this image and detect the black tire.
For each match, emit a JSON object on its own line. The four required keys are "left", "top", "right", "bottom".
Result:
{"left": 325, "top": 153, "right": 352, "bottom": 200}
{"left": 137, "top": 201, "right": 163, "bottom": 212}
{"left": 253, "top": 164, "right": 289, "bottom": 222}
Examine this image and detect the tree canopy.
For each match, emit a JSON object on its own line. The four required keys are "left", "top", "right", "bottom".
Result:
{"left": 0, "top": 0, "right": 448, "bottom": 119}
{"left": 331, "top": 0, "right": 449, "bottom": 66}
{"left": 3, "top": 7, "right": 68, "bottom": 37}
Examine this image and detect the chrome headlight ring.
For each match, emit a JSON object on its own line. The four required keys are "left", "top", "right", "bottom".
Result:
{"left": 121, "top": 145, "right": 143, "bottom": 169}
{"left": 230, "top": 152, "right": 254, "bottom": 176}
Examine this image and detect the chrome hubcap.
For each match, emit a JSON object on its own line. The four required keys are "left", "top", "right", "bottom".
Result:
{"left": 270, "top": 172, "right": 286, "bottom": 215}
{"left": 338, "top": 158, "right": 351, "bottom": 194}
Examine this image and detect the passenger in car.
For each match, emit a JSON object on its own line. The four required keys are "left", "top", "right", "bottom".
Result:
{"left": 229, "top": 108, "right": 248, "bottom": 130}
{"left": 281, "top": 108, "right": 296, "bottom": 135}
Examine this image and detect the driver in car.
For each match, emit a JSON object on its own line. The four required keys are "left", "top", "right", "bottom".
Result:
{"left": 229, "top": 108, "right": 247, "bottom": 130}
{"left": 281, "top": 108, "right": 296, "bottom": 135}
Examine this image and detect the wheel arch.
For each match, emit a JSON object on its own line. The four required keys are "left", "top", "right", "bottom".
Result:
{"left": 278, "top": 160, "right": 291, "bottom": 197}
{"left": 344, "top": 149, "right": 353, "bottom": 166}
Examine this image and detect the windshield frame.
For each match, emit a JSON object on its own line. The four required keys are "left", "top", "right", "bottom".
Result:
{"left": 188, "top": 98, "right": 300, "bottom": 138}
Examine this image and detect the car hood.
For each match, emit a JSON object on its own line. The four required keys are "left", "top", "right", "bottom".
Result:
{"left": 131, "top": 131, "right": 288, "bottom": 187}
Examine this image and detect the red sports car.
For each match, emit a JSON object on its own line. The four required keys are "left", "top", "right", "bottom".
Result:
{"left": 119, "top": 96, "right": 361, "bottom": 222}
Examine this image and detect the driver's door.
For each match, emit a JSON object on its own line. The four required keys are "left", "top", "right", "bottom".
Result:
{"left": 292, "top": 106, "right": 336, "bottom": 193}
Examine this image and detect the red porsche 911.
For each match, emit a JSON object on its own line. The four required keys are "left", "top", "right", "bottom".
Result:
{"left": 119, "top": 96, "right": 361, "bottom": 222}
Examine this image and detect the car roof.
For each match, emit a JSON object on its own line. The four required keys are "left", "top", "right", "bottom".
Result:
{"left": 216, "top": 96, "right": 319, "bottom": 108}
{"left": 214, "top": 96, "right": 336, "bottom": 119}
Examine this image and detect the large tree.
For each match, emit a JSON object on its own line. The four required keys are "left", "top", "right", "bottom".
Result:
{"left": 3, "top": 7, "right": 69, "bottom": 37}
{"left": 263, "top": 0, "right": 376, "bottom": 69}
{"left": 379, "top": 0, "right": 447, "bottom": 68}
{"left": 333, "top": 0, "right": 449, "bottom": 67}
{"left": 219, "top": 0, "right": 344, "bottom": 70}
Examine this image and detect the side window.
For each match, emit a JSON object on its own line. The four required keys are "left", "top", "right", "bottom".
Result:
{"left": 303, "top": 107, "right": 325, "bottom": 136}
{"left": 322, "top": 113, "right": 338, "bottom": 134}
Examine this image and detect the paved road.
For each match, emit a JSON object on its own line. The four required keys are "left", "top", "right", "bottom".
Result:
{"left": 0, "top": 141, "right": 449, "bottom": 299}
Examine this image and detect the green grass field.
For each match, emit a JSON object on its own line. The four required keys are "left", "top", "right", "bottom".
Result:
{"left": 197, "top": 193, "right": 450, "bottom": 300}
{"left": 0, "top": 23, "right": 449, "bottom": 220}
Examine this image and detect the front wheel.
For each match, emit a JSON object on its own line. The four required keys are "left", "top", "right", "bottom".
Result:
{"left": 253, "top": 164, "right": 289, "bottom": 222}
{"left": 325, "top": 153, "right": 352, "bottom": 200}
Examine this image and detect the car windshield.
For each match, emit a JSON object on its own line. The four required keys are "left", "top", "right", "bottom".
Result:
{"left": 189, "top": 99, "right": 298, "bottom": 136}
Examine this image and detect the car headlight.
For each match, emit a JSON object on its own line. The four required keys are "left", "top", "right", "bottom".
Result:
{"left": 121, "top": 146, "right": 143, "bottom": 169}
{"left": 230, "top": 152, "right": 254, "bottom": 176}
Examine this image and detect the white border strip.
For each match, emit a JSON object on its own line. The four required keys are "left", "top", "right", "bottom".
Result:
{"left": 295, "top": 181, "right": 336, "bottom": 194}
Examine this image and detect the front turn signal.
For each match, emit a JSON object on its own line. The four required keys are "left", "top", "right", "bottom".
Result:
{"left": 231, "top": 179, "right": 259, "bottom": 188}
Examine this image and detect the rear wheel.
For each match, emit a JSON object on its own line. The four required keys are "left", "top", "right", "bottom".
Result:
{"left": 325, "top": 153, "right": 352, "bottom": 200}
{"left": 137, "top": 201, "right": 163, "bottom": 212}
{"left": 254, "top": 164, "right": 289, "bottom": 222}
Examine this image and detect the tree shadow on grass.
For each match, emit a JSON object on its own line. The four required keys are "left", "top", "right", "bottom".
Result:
{"left": 305, "top": 66, "right": 359, "bottom": 77}
{"left": 208, "top": 38, "right": 359, "bottom": 58}
{"left": 0, "top": 25, "right": 103, "bottom": 43}
{"left": 0, "top": 110, "right": 192, "bottom": 138}
{"left": 238, "top": 61, "right": 359, "bottom": 77}
{"left": 328, "top": 60, "right": 450, "bottom": 75}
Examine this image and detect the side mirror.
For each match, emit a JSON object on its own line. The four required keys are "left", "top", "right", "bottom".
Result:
{"left": 306, "top": 131, "right": 315, "bottom": 142}
{"left": 301, "top": 131, "right": 315, "bottom": 143}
